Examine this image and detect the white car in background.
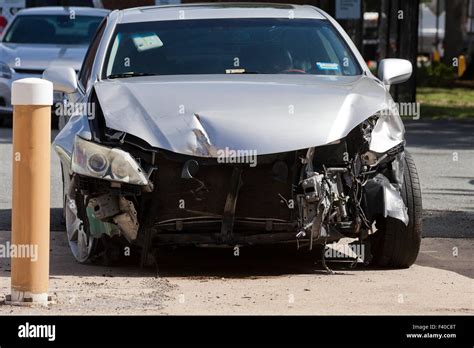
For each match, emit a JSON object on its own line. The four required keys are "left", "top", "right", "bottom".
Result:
{"left": 0, "top": 6, "right": 109, "bottom": 126}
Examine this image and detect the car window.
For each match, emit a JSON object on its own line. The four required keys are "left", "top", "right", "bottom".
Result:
{"left": 3, "top": 14, "right": 104, "bottom": 45}
{"left": 79, "top": 17, "right": 106, "bottom": 90}
{"left": 104, "top": 18, "right": 362, "bottom": 77}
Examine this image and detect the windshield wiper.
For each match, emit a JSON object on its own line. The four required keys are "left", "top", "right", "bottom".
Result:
{"left": 107, "top": 72, "right": 156, "bottom": 79}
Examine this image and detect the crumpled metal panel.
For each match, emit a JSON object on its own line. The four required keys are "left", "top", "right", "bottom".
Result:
{"left": 369, "top": 110, "right": 405, "bottom": 154}
{"left": 94, "top": 74, "right": 392, "bottom": 157}
{"left": 372, "top": 174, "right": 409, "bottom": 225}
{"left": 53, "top": 114, "right": 92, "bottom": 164}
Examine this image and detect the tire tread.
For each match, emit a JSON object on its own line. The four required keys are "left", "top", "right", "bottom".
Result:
{"left": 372, "top": 151, "right": 422, "bottom": 268}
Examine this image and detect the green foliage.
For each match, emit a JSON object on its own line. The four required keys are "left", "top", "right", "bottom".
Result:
{"left": 417, "top": 87, "right": 474, "bottom": 119}
{"left": 417, "top": 62, "right": 457, "bottom": 87}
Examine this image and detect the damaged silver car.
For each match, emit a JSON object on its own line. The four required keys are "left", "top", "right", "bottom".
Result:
{"left": 44, "top": 3, "right": 422, "bottom": 268}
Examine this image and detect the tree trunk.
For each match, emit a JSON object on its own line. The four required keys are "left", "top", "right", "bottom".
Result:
{"left": 443, "top": 0, "right": 466, "bottom": 65}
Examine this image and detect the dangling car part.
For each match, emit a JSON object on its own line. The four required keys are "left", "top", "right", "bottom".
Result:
{"left": 44, "top": 3, "right": 422, "bottom": 268}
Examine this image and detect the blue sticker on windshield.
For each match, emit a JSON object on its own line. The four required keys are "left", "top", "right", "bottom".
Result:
{"left": 316, "top": 62, "right": 340, "bottom": 70}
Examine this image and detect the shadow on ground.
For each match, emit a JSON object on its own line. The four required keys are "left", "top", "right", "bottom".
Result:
{"left": 0, "top": 208, "right": 63, "bottom": 231}
{"left": 3, "top": 208, "right": 471, "bottom": 237}
{"left": 405, "top": 120, "right": 474, "bottom": 150}
{"left": 154, "top": 245, "right": 372, "bottom": 278}
{"left": 423, "top": 210, "right": 474, "bottom": 238}
{"left": 417, "top": 238, "right": 473, "bottom": 279}
{"left": 1, "top": 208, "right": 472, "bottom": 279}
{"left": 0, "top": 224, "right": 374, "bottom": 278}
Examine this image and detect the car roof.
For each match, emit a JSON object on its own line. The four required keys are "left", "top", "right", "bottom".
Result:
{"left": 118, "top": 3, "right": 326, "bottom": 24}
{"left": 16, "top": 6, "right": 109, "bottom": 17}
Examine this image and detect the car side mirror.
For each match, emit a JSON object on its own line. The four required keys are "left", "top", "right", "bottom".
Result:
{"left": 42, "top": 67, "right": 78, "bottom": 94}
{"left": 378, "top": 59, "right": 412, "bottom": 87}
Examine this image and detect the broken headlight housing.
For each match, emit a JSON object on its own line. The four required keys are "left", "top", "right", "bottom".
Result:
{"left": 360, "top": 109, "right": 405, "bottom": 166}
{"left": 72, "top": 136, "right": 148, "bottom": 185}
{"left": 368, "top": 109, "right": 405, "bottom": 154}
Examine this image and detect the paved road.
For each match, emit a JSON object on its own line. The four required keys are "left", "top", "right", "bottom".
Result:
{"left": 0, "top": 128, "right": 62, "bottom": 210}
{"left": 405, "top": 120, "right": 474, "bottom": 213}
{"left": 404, "top": 120, "right": 474, "bottom": 238}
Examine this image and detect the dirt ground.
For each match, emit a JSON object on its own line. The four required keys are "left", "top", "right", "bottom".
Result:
{"left": 0, "top": 231, "right": 472, "bottom": 315}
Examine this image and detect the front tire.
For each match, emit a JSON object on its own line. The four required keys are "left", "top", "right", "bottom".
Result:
{"left": 370, "top": 151, "right": 422, "bottom": 268}
{"left": 63, "top": 173, "right": 100, "bottom": 263}
{"left": 65, "top": 191, "right": 99, "bottom": 263}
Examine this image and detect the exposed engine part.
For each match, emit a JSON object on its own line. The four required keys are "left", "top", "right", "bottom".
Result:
{"left": 301, "top": 172, "right": 325, "bottom": 203}
{"left": 297, "top": 145, "right": 362, "bottom": 250}
{"left": 88, "top": 194, "right": 120, "bottom": 219}
{"left": 361, "top": 151, "right": 378, "bottom": 166}
{"left": 299, "top": 173, "right": 328, "bottom": 234}
{"left": 87, "top": 194, "right": 139, "bottom": 242}
{"left": 361, "top": 116, "right": 378, "bottom": 146}
{"left": 295, "top": 122, "right": 410, "bottom": 252}
{"left": 296, "top": 230, "right": 306, "bottom": 239}
{"left": 362, "top": 143, "right": 404, "bottom": 169}
{"left": 309, "top": 204, "right": 328, "bottom": 250}
{"left": 113, "top": 197, "right": 139, "bottom": 242}
{"left": 298, "top": 148, "right": 334, "bottom": 249}
{"left": 181, "top": 159, "right": 199, "bottom": 179}
{"left": 180, "top": 159, "right": 208, "bottom": 200}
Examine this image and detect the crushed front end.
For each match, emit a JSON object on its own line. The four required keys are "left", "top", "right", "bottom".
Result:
{"left": 57, "top": 110, "right": 409, "bottom": 265}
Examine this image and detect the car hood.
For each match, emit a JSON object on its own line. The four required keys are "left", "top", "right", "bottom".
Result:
{"left": 94, "top": 74, "right": 392, "bottom": 157}
{"left": 0, "top": 43, "right": 87, "bottom": 71}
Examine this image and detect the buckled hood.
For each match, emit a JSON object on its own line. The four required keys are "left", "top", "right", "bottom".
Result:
{"left": 94, "top": 74, "right": 391, "bottom": 157}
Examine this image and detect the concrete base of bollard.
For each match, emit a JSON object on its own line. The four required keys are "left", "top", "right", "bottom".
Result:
{"left": 5, "top": 290, "right": 52, "bottom": 306}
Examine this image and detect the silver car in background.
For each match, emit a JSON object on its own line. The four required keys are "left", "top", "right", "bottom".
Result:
{"left": 44, "top": 3, "right": 422, "bottom": 269}
{"left": 0, "top": 6, "right": 109, "bottom": 125}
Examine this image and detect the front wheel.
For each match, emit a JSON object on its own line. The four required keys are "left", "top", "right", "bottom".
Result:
{"left": 370, "top": 151, "right": 422, "bottom": 268}
{"left": 64, "top": 190, "right": 100, "bottom": 263}
{"left": 62, "top": 172, "right": 134, "bottom": 265}
{"left": 62, "top": 171, "right": 101, "bottom": 263}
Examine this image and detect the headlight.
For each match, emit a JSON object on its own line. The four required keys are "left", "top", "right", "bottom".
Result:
{"left": 87, "top": 153, "right": 108, "bottom": 175}
{"left": 0, "top": 61, "right": 13, "bottom": 79}
{"left": 72, "top": 136, "right": 148, "bottom": 185}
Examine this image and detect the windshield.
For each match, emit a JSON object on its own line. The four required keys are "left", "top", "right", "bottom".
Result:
{"left": 3, "top": 14, "right": 104, "bottom": 45}
{"left": 105, "top": 18, "right": 362, "bottom": 77}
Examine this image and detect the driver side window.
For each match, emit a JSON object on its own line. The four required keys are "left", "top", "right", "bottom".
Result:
{"left": 78, "top": 18, "right": 107, "bottom": 90}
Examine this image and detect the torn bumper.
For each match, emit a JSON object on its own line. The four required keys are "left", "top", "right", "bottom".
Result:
{"left": 363, "top": 173, "right": 408, "bottom": 225}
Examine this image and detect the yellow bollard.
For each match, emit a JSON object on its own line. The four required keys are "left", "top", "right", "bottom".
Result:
{"left": 8, "top": 78, "right": 53, "bottom": 305}
{"left": 458, "top": 55, "right": 466, "bottom": 77}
